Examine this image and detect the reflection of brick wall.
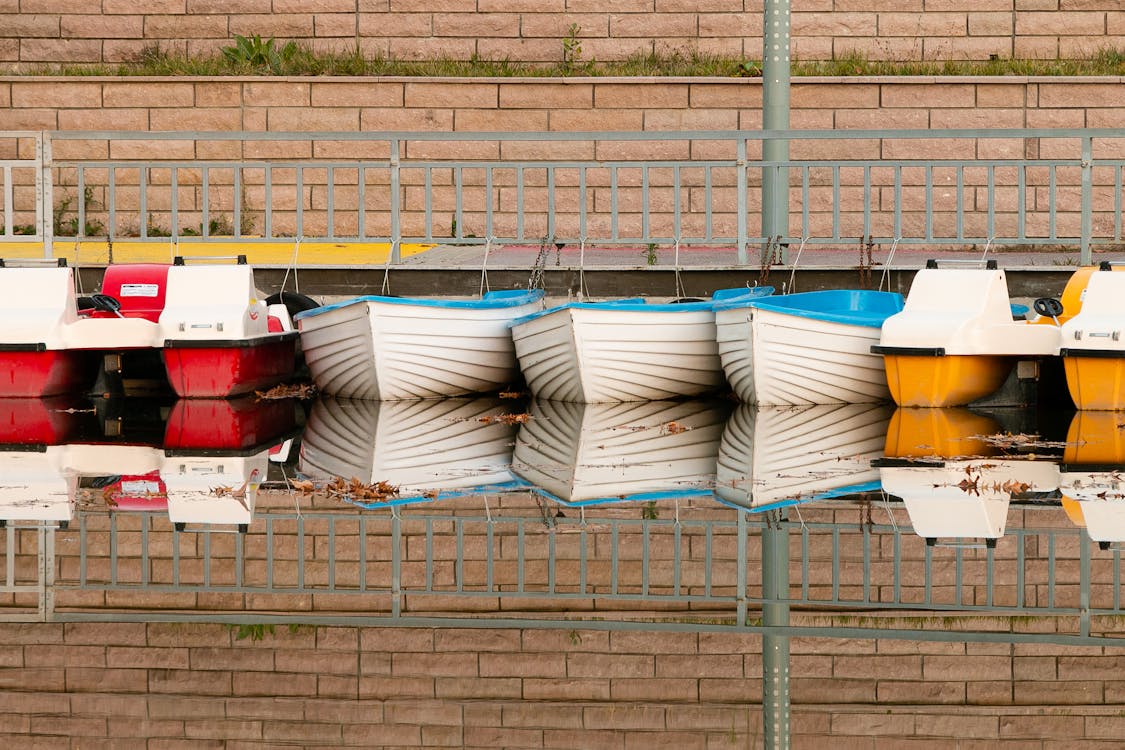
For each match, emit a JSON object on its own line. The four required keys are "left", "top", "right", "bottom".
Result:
{"left": 0, "top": 621, "right": 1116, "bottom": 746}
{"left": 1, "top": 5, "right": 1123, "bottom": 65}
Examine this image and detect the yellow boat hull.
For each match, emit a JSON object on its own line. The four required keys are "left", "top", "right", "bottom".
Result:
{"left": 1063, "top": 357, "right": 1125, "bottom": 411}
{"left": 882, "top": 354, "right": 1013, "bottom": 408}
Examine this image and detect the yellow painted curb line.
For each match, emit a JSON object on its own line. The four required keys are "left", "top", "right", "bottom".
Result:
{"left": 0, "top": 240, "right": 434, "bottom": 265}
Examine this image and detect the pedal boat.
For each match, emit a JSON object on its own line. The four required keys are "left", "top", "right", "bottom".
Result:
{"left": 294, "top": 289, "right": 545, "bottom": 400}
{"left": 872, "top": 264, "right": 1060, "bottom": 407}
{"left": 1059, "top": 410, "right": 1125, "bottom": 549}
{"left": 510, "top": 286, "right": 773, "bottom": 403}
{"left": 716, "top": 289, "right": 904, "bottom": 405}
{"left": 877, "top": 407, "right": 1060, "bottom": 547}
{"left": 1058, "top": 265, "right": 1125, "bottom": 410}
{"left": 0, "top": 258, "right": 297, "bottom": 398}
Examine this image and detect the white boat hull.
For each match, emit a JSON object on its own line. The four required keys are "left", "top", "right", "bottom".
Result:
{"left": 512, "top": 399, "right": 729, "bottom": 505}
{"left": 299, "top": 297, "right": 542, "bottom": 400}
{"left": 511, "top": 307, "right": 726, "bottom": 402}
{"left": 299, "top": 397, "right": 519, "bottom": 498}
{"left": 715, "top": 403, "right": 892, "bottom": 511}
{"left": 717, "top": 306, "right": 891, "bottom": 405}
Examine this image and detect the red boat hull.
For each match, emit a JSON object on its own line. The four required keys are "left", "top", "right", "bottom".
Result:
{"left": 164, "top": 396, "right": 297, "bottom": 451}
{"left": 162, "top": 333, "right": 298, "bottom": 398}
{"left": 0, "top": 349, "right": 98, "bottom": 398}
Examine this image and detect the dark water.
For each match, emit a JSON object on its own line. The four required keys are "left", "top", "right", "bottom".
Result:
{"left": 0, "top": 394, "right": 1121, "bottom": 746}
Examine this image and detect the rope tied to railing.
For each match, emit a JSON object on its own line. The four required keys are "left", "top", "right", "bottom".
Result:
{"left": 786, "top": 236, "right": 809, "bottom": 294}
{"left": 879, "top": 236, "right": 901, "bottom": 292}
{"left": 673, "top": 239, "right": 687, "bottom": 299}
{"left": 479, "top": 236, "right": 493, "bottom": 298}
{"left": 979, "top": 236, "right": 995, "bottom": 264}
{"left": 578, "top": 238, "right": 590, "bottom": 301}
{"left": 280, "top": 236, "right": 302, "bottom": 295}
{"left": 381, "top": 239, "right": 397, "bottom": 296}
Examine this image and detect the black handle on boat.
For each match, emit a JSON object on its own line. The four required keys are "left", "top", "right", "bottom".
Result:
{"left": 1098, "top": 260, "right": 1125, "bottom": 271}
{"left": 1033, "top": 297, "right": 1064, "bottom": 320}
{"left": 90, "top": 293, "right": 123, "bottom": 317}
{"left": 925, "top": 258, "right": 998, "bottom": 270}
{"left": 173, "top": 255, "right": 248, "bottom": 265}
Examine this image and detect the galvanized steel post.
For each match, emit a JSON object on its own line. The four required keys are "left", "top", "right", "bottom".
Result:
{"left": 39, "top": 132, "right": 54, "bottom": 259}
{"left": 762, "top": 0, "right": 791, "bottom": 265}
{"left": 1081, "top": 136, "right": 1093, "bottom": 266}
{"left": 762, "top": 513, "right": 790, "bottom": 750}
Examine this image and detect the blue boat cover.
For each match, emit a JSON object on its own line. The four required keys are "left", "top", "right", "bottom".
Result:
{"left": 294, "top": 288, "right": 546, "bottom": 321}
{"left": 509, "top": 286, "right": 775, "bottom": 327}
{"left": 717, "top": 289, "right": 905, "bottom": 328}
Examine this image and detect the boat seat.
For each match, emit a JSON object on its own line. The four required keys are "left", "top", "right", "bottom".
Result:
{"left": 93, "top": 264, "right": 172, "bottom": 322}
{"left": 0, "top": 266, "right": 80, "bottom": 346}
{"left": 880, "top": 269, "right": 1059, "bottom": 356}
{"left": 159, "top": 264, "right": 266, "bottom": 340}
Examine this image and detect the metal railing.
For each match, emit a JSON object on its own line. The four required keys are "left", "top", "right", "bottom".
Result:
{"left": 1, "top": 128, "right": 1124, "bottom": 264}
{"left": 0, "top": 501, "right": 1111, "bottom": 644}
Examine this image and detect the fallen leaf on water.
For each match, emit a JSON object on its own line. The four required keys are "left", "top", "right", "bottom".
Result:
{"left": 289, "top": 479, "right": 316, "bottom": 494}
{"left": 478, "top": 413, "right": 531, "bottom": 425}
{"left": 255, "top": 382, "right": 319, "bottom": 401}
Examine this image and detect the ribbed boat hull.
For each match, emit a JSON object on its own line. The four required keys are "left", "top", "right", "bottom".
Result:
{"left": 298, "top": 298, "right": 540, "bottom": 400}
{"left": 715, "top": 403, "right": 892, "bottom": 510}
{"left": 716, "top": 307, "right": 890, "bottom": 405}
{"left": 512, "top": 307, "right": 726, "bottom": 402}
{"left": 299, "top": 396, "right": 518, "bottom": 496}
{"left": 512, "top": 399, "right": 730, "bottom": 504}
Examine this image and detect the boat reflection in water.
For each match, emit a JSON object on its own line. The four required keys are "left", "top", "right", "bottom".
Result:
{"left": 512, "top": 399, "right": 730, "bottom": 507}
{"left": 1060, "top": 410, "right": 1125, "bottom": 549}
{"left": 714, "top": 403, "right": 892, "bottom": 513}
{"left": 0, "top": 396, "right": 297, "bottom": 532}
{"left": 877, "top": 407, "right": 1061, "bottom": 547}
{"left": 298, "top": 396, "right": 523, "bottom": 507}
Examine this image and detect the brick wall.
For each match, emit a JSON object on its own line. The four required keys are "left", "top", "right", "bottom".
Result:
{"left": 0, "top": 621, "right": 1119, "bottom": 747}
{"left": 3, "top": 2, "right": 1125, "bottom": 66}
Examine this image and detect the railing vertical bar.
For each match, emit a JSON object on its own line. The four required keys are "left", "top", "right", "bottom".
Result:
{"left": 455, "top": 166, "right": 464, "bottom": 240}
{"left": 1048, "top": 165, "right": 1057, "bottom": 240}
{"left": 862, "top": 524, "right": 870, "bottom": 604}
{"left": 139, "top": 166, "right": 148, "bottom": 238}
{"left": 77, "top": 168, "right": 86, "bottom": 239}
{"left": 800, "top": 526, "right": 809, "bottom": 600}
{"left": 357, "top": 165, "right": 366, "bottom": 240}
{"left": 579, "top": 526, "right": 588, "bottom": 595}
{"left": 173, "top": 523, "right": 180, "bottom": 587}
{"left": 425, "top": 518, "right": 434, "bottom": 592}
{"left": 232, "top": 166, "right": 240, "bottom": 239}
{"left": 1017, "top": 164, "right": 1026, "bottom": 241}
{"left": 140, "top": 514, "right": 149, "bottom": 586}
{"left": 704, "top": 524, "right": 713, "bottom": 597}
{"left": 548, "top": 530, "right": 556, "bottom": 594}
{"left": 486, "top": 514, "right": 494, "bottom": 592}
{"left": 171, "top": 167, "right": 179, "bottom": 237}
{"left": 6, "top": 526, "right": 14, "bottom": 587}
{"left": 326, "top": 165, "right": 335, "bottom": 238}
{"left": 108, "top": 168, "right": 116, "bottom": 240}
{"left": 1115, "top": 165, "right": 1123, "bottom": 241}
{"left": 1115, "top": 548, "right": 1121, "bottom": 611}
{"left": 611, "top": 522, "right": 620, "bottom": 595}
{"left": 202, "top": 529, "right": 211, "bottom": 588}
{"left": 924, "top": 543, "right": 933, "bottom": 605}
{"left": 736, "top": 513, "right": 747, "bottom": 625}
{"left": 705, "top": 166, "right": 714, "bottom": 241}
{"left": 863, "top": 165, "right": 872, "bottom": 239}
{"left": 610, "top": 166, "right": 619, "bottom": 241}
{"left": 78, "top": 516, "right": 87, "bottom": 586}
{"left": 547, "top": 166, "right": 556, "bottom": 242}
{"left": 201, "top": 166, "right": 210, "bottom": 239}
{"left": 955, "top": 165, "right": 964, "bottom": 240}
{"left": 263, "top": 166, "right": 273, "bottom": 238}
{"left": 424, "top": 167, "right": 434, "bottom": 242}
{"left": 736, "top": 140, "right": 747, "bottom": 263}
{"left": 456, "top": 519, "right": 464, "bottom": 592}
{"left": 801, "top": 166, "right": 811, "bottom": 240}
{"left": 642, "top": 522, "right": 650, "bottom": 596}
{"left": 925, "top": 165, "right": 933, "bottom": 240}
{"left": 673, "top": 165, "right": 682, "bottom": 243}
{"left": 265, "top": 518, "right": 273, "bottom": 590}
{"left": 955, "top": 547, "right": 963, "bottom": 605}
{"left": 831, "top": 166, "right": 841, "bottom": 240}
{"left": 515, "top": 168, "right": 524, "bottom": 241}
{"left": 294, "top": 166, "right": 303, "bottom": 239}
{"left": 578, "top": 167, "right": 588, "bottom": 242}
{"left": 986, "top": 544, "right": 994, "bottom": 607}
{"left": 485, "top": 167, "right": 494, "bottom": 239}
{"left": 893, "top": 530, "right": 901, "bottom": 605}
{"left": 390, "top": 140, "right": 401, "bottom": 256}
{"left": 109, "top": 513, "right": 118, "bottom": 586}
{"left": 1016, "top": 531, "right": 1025, "bottom": 608}
{"left": 831, "top": 527, "right": 840, "bottom": 602}
{"left": 235, "top": 527, "right": 244, "bottom": 589}
{"left": 517, "top": 519, "right": 526, "bottom": 593}
{"left": 1048, "top": 533, "right": 1056, "bottom": 607}
{"left": 327, "top": 519, "right": 336, "bottom": 590}
{"left": 2, "top": 165, "right": 12, "bottom": 236}
{"left": 987, "top": 164, "right": 995, "bottom": 241}
{"left": 297, "top": 516, "right": 305, "bottom": 590}
{"left": 391, "top": 512, "right": 401, "bottom": 617}
{"left": 673, "top": 520, "right": 682, "bottom": 596}
{"left": 893, "top": 165, "right": 902, "bottom": 240}
{"left": 1080, "top": 136, "right": 1093, "bottom": 265}
{"left": 358, "top": 517, "right": 367, "bottom": 592}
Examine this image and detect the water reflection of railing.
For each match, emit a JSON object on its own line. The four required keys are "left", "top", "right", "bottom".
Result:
{"left": 26, "top": 500, "right": 1120, "bottom": 640}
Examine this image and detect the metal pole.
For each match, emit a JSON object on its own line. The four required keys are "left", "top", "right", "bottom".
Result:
{"left": 1080, "top": 136, "right": 1093, "bottom": 266}
{"left": 762, "top": 511, "right": 790, "bottom": 750}
{"left": 762, "top": 0, "right": 791, "bottom": 265}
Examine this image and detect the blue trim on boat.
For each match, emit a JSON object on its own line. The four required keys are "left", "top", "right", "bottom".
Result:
{"left": 341, "top": 479, "right": 531, "bottom": 509}
{"left": 294, "top": 288, "right": 546, "bottom": 321}
{"left": 713, "top": 480, "right": 882, "bottom": 514}
{"left": 529, "top": 486, "right": 715, "bottom": 508}
{"left": 509, "top": 286, "right": 774, "bottom": 328}
{"left": 716, "top": 289, "right": 904, "bottom": 328}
